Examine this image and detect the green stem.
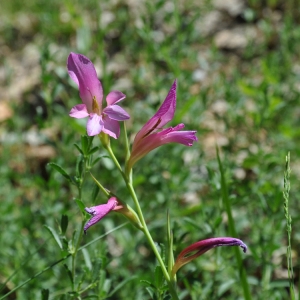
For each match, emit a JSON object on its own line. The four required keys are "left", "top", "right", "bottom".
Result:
{"left": 71, "top": 160, "right": 87, "bottom": 292}
{"left": 123, "top": 122, "right": 130, "bottom": 162}
{"left": 71, "top": 220, "right": 85, "bottom": 292}
{"left": 105, "top": 144, "right": 127, "bottom": 182}
{"left": 104, "top": 143, "right": 179, "bottom": 299}
{"left": 127, "top": 182, "right": 179, "bottom": 300}
{"left": 217, "top": 148, "right": 251, "bottom": 300}
{"left": 89, "top": 171, "right": 110, "bottom": 197}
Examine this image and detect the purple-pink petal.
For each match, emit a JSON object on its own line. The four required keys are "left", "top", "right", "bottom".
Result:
{"left": 161, "top": 128, "right": 198, "bottom": 146}
{"left": 84, "top": 198, "right": 118, "bottom": 233}
{"left": 102, "top": 116, "right": 120, "bottom": 139}
{"left": 103, "top": 105, "right": 130, "bottom": 121}
{"left": 67, "top": 53, "right": 103, "bottom": 113}
{"left": 69, "top": 104, "right": 89, "bottom": 118}
{"left": 134, "top": 80, "right": 177, "bottom": 143}
{"left": 172, "top": 237, "right": 247, "bottom": 276}
{"left": 153, "top": 79, "right": 177, "bottom": 126}
{"left": 87, "top": 114, "right": 102, "bottom": 136}
{"left": 106, "top": 91, "right": 126, "bottom": 106}
{"left": 128, "top": 125, "right": 197, "bottom": 170}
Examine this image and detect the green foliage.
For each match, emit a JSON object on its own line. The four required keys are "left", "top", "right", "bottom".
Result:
{"left": 1, "top": 0, "right": 300, "bottom": 299}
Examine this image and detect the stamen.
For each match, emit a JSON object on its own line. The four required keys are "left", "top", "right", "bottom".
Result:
{"left": 142, "top": 118, "right": 162, "bottom": 138}
{"left": 92, "top": 96, "right": 101, "bottom": 115}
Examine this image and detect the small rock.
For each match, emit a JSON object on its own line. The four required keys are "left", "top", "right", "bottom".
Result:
{"left": 202, "top": 133, "right": 229, "bottom": 158}
{"left": 211, "top": 99, "right": 228, "bottom": 116}
{"left": 100, "top": 11, "right": 115, "bottom": 28}
{"left": 213, "top": 0, "right": 246, "bottom": 17}
{"left": 234, "top": 168, "right": 246, "bottom": 180}
{"left": 26, "top": 145, "right": 56, "bottom": 161}
{"left": 192, "top": 69, "right": 207, "bottom": 82}
{"left": 0, "top": 102, "right": 13, "bottom": 122}
{"left": 182, "top": 192, "right": 200, "bottom": 206}
{"left": 215, "top": 29, "right": 247, "bottom": 49}
{"left": 199, "top": 11, "right": 233, "bottom": 36}
{"left": 214, "top": 25, "right": 258, "bottom": 50}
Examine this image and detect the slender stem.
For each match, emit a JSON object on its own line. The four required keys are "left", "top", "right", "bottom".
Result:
{"left": 126, "top": 182, "right": 179, "bottom": 300}
{"left": 89, "top": 171, "right": 110, "bottom": 197}
{"left": 123, "top": 122, "right": 130, "bottom": 162}
{"left": 283, "top": 152, "right": 296, "bottom": 300}
{"left": 105, "top": 144, "right": 127, "bottom": 182}
{"left": 104, "top": 143, "right": 178, "bottom": 299}
{"left": 217, "top": 147, "right": 251, "bottom": 300}
{"left": 71, "top": 157, "right": 88, "bottom": 292}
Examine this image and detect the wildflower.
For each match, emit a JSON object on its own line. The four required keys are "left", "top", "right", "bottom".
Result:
{"left": 84, "top": 197, "right": 142, "bottom": 233}
{"left": 126, "top": 80, "right": 197, "bottom": 172}
{"left": 171, "top": 237, "right": 247, "bottom": 276}
{"left": 67, "top": 52, "right": 130, "bottom": 137}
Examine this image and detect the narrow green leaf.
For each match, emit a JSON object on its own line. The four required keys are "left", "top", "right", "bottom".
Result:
{"left": 154, "top": 266, "right": 164, "bottom": 289}
{"left": 107, "top": 276, "right": 137, "bottom": 297}
{"left": 167, "top": 210, "right": 174, "bottom": 277}
{"left": 62, "top": 237, "right": 68, "bottom": 252}
{"left": 87, "top": 135, "right": 94, "bottom": 149}
{"left": 90, "top": 183, "right": 100, "bottom": 203}
{"left": 48, "top": 163, "right": 71, "bottom": 182}
{"left": 60, "top": 214, "right": 68, "bottom": 235}
{"left": 88, "top": 146, "right": 99, "bottom": 155}
{"left": 145, "top": 287, "right": 156, "bottom": 299}
{"left": 216, "top": 146, "right": 252, "bottom": 300}
{"left": 74, "top": 143, "right": 83, "bottom": 154}
{"left": 92, "top": 155, "right": 109, "bottom": 167}
{"left": 64, "top": 264, "right": 74, "bottom": 285}
{"left": 41, "top": 288, "right": 49, "bottom": 300}
{"left": 75, "top": 198, "right": 85, "bottom": 214}
{"left": 76, "top": 155, "right": 85, "bottom": 178}
{"left": 140, "top": 280, "right": 156, "bottom": 288}
{"left": 81, "top": 135, "right": 89, "bottom": 155}
{"left": 44, "top": 225, "right": 62, "bottom": 250}
{"left": 82, "top": 248, "right": 92, "bottom": 271}
{"left": 92, "top": 258, "right": 103, "bottom": 282}
{"left": 98, "top": 269, "right": 106, "bottom": 293}
{"left": 92, "top": 157, "right": 101, "bottom": 167}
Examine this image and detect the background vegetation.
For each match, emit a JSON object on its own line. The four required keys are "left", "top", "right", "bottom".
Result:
{"left": 0, "top": 0, "right": 299, "bottom": 299}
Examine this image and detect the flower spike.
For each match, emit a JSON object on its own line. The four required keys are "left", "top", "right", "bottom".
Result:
{"left": 67, "top": 52, "right": 130, "bottom": 137}
{"left": 171, "top": 237, "right": 247, "bottom": 277}
{"left": 126, "top": 80, "right": 197, "bottom": 172}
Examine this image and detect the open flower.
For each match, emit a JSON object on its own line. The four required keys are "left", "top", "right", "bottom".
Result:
{"left": 126, "top": 80, "right": 197, "bottom": 172}
{"left": 84, "top": 197, "right": 142, "bottom": 233}
{"left": 171, "top": 237, "right": 247, "bottom": 277}
{"left": 67, "top": 52, "right": 130, "bottom": 137}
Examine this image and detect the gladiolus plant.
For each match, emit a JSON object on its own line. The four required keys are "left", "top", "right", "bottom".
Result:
{"left": 48, "top": 52, "right": 249, "bottom": 300}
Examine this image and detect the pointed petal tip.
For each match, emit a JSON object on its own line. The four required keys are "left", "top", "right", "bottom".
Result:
{"left": 240, "top": 240, "right": 247, "bottom": 253}
{"left": 106, "top": 90, "right": 127, "bottom": 105}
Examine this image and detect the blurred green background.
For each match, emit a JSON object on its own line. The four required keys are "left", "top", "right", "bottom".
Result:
{"left": 1, "top": 0, "right": 300, "bottom": 299}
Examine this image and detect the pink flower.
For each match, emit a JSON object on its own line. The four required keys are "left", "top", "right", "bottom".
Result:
{"left": 126, "top": 80, "right": 197, "bottom": 171}
{"left": 171, "top": 237, "right": 247, "bottom": 276}
{"left": 84, "top": 197, "right": 142, "bottom": 233}
{"left": 84, "top": 197, "right": 122, "bottom": 234}
{"left": 67, "top": 52, "right": 130, "bottom": 138}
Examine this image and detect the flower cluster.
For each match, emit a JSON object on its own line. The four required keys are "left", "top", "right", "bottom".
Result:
{"left": 67, "top": 52, "right": 247, "bottom": 279}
